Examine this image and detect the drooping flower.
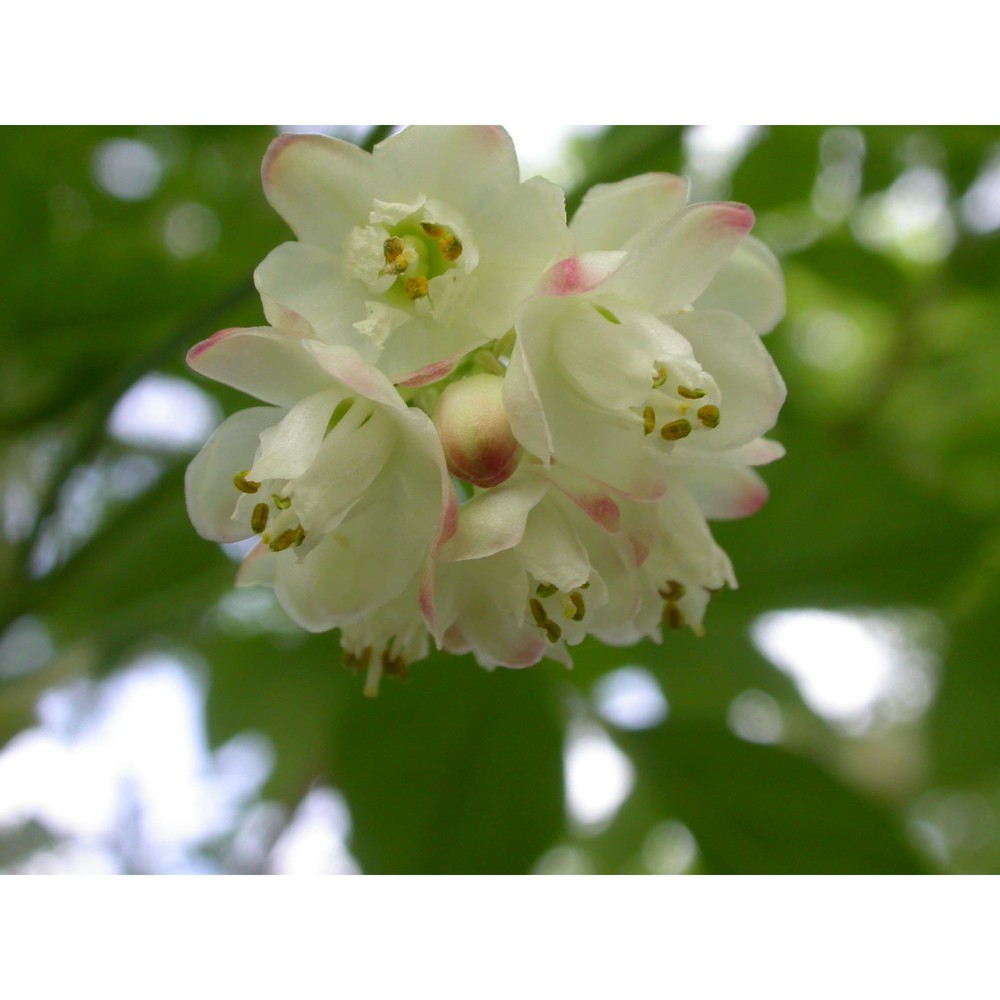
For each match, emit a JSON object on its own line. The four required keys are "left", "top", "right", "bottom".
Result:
{"left": 185, "top": 327, "right": 455, "bottom": 638}
{"left": 254, "top": 126, "right": 568, "bottom": 385}
{"left": 504, "top": 174, "right": 787, "bottom": 516}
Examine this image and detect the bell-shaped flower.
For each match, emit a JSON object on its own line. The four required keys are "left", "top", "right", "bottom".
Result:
{"left": 254, "top": 126, "right": 568, "bottom": 385}
{"left": 428, "top": 463, "right": 645, "bottom": 670}
{"left": 185, "top": 327, "right": 455, "bottom": 637}
{"left": 504, "top": 175, "right": 787, "bottom": 507}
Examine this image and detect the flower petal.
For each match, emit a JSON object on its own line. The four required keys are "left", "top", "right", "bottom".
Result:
{"left": 695, "top": 235, "right": 786, "bottom": 334}
{"left": 440, "top": 475, "right": 548, "bottom": 563}
{"left": 571, "top": 173, "right": 690, "bottom": 252}
{"left": 516, "top": 495, "right": 591, "bottom": 592}
{"left": 540, "top": 252, "right": 627, "bottom": 296}
{"left": 667, "top": 309, "right": 786, "bottom": 452}
{"left": 608, "top": 202, "right": 754, "bottom": 315}
{"left": 187, "top": 327, "right": 334, "bottom": 406}
{"left": 254, "top": 242, "right": 377, "bottom": 359}
{"left": 676, "top": 464, "right": 772, "bottom": 520}
{"left": 262, "top": 133, "right": 376, "bottom": 250}
{"left": 249, "top": 388, "right": 343, "bottom": 481}
{"left": 374, "top": 126, "right": 520, "bottom": 218}
{"left": 185, "top": 406, "right": 282, "bottom": 542}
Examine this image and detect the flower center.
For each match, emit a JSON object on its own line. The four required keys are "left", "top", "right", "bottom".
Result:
{"left": 639, "top": 359, "right": 723, "bottom": 445}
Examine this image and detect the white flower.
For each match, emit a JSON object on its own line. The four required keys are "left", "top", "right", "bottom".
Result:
{"left": 254, "top": 126, "right": 568, "bottom": 384}
{"left": 185, "top": 326, "right": 455, "bottom": 635}
{"left": 504, "top": 174, "right": 787, "bottom": 514}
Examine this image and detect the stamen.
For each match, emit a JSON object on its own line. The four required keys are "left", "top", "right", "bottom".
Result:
{"left": 439, "top": 234, "right": 463, "bottom": 261}
{"left": 529, "top": 598, "right": 548, "bottom": 626}
{"left": 643, "top": 406, "right": 656, "bottom": 435}
{"left": 363, "top": 658, "right": 383, "bottom": 698}
{"left": 382, "top": 649, "right": 409, "bottom": 681}
{"left": 567, "top": 591, "right": 586, "bottom": 622}
{"left": 595, "top": 305, "right": 621, "bottom": 325}
{"left": 652, "top": 363, "right": 668, "bottom": 388}
{"left": 661, "top": 418, "right": 692, "bottom": 441}
{"left": 542, "top": 620, "right": 562, "bottom": 643}
{"left": 233, "top": 470, "right": 260, "bottom": 494}
{"left": 269, "top": 525, "right": 305, "bottom": 551}
{"left": 272, "top": 494, "right": 291, "bottom": 510}
{"left": 678, "top": 385, "right": 706, "bottom": 399}
{"left": 383, "top": 236, "right": 405, "bottom": 263}
{"left": 697, "top": 405, "right": 721, "bottom": 428}
{"left": 404, "top": 276, "right": 429, "bottom": 300}
{"left": 659, "top": 580, "right": 686, "bottom": 601}
{"left": 663, "top": 604, "right": 686, "bottom": 630}
{"left": 420, "top": 222, "right": 445, "bottom": 238}
{"left": 250, "top": 503, "right": 269, "bottom": 534}
{"left": 536, "top": 583, "right": 558, "bottom": 599}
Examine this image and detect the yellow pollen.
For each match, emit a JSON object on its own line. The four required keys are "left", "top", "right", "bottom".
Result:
{"left": 661, "top": 418, "right": 692, "bottom": 441}
{"left": 404, "top": 275, "right": 429, "bottom": 300}
{"left": 567, "top": 591, "right": 586, "bottom": 622}
{"left": 233, "top": 470, "right": 260, "bottom": 494}
{"left": 250, "top": 503, "right": 269, "bottom": 534}
{"left": 536, "top": 583, "right": 558, "bottom": 599}
{"left": 678, "top": 385, "right": 707, "bottom": 399}
{"left": 697, "top": 404, "right": 721, "bottom": 428}
{"left": 439, "top": 234, "right": 463, "bottom": 261}
{"left": 652, "top": 363, "right": 669, "bottom": 388}
{"left": 383, "top": 236, "right": 405, "bottom": 263}
{"left": 420, "top": 222, "right": 445, "bottom": 238}
{"left": 643, "top": 406, "right": 656, "bottom": 435}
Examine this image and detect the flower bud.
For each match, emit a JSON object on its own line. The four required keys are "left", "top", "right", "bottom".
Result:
{"left": 435, "top": 373, "right": 521, "bottom": 489}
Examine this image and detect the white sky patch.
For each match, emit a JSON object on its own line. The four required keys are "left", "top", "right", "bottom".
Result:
{"left": 564, "top": 718, "right": 634, "bottom": 831}
{"left": 0, "top": 653, "right": 273, "bottom": 872}
{"left": 683, "top": 125, "right": 760, "bottom": 198}
{"left": 592, "top": 666, "right": 668, "bottom": 730}
{"left": 163, "top": 202, "right": 220, "bottom": 258}
{"left": 961, "top": 147, "right": 1000, "bottom": 233}
{"left": 751, "top": 609, "right": 940, "bottom": 734}
{"left": 504, "top": 124, "right": 603, "bottom": 188}
{"left": 108, "top": 373, "right": 221, "bottom": 452}
{"left": 92, "top": 138, "right": 163, "bottom": 201}
{"left": 852, "top": 166, "right": 956, "bottom": 263}
{"left": 727, "top": 689, "right": 784, "bottom": 745}
{"left": 269, "top": 788, "right": 359, "bottom": 874}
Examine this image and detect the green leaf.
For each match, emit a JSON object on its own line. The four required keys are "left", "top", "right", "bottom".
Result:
{"left": 617, "top": 719, "right": 930, "bottom": 873}
{"left": 329, "top": 656, "right": 566, "bottom": 874}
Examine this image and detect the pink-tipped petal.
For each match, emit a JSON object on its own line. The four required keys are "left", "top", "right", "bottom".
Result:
{"left": 695, "top": 235, "right": 786, "bottom": 334}
{"left": 609, "top": 202, "right": 754, "bottom": 315}
{"left": 187, "top": 327, "right": 334, "bottom": 407}
{"left": 540, "top": 252, "right": 627, "bottom": 296}
{"left": 262, "top": 133, "right": 376, "bottom": 250}
{"left": 394, "top": 355, "right": 461, "bottom": 388}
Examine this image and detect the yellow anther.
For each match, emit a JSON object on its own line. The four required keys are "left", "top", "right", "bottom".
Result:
{"left": 659, "top": 580, "right": 686, "bottom": 601}
{"left": 536, "top": 583, "right": 558, "bottom": 599}
{"left": 420, "top": 221, "right": 445, "bottom": 238}
{"left": 269, "top": 525, "right": 305, "bottom": 552}
{"left": 542, "top": 620, "right": 562, "bottom": 643}
{"left": 404, "top": 275, "right": 429, "bottom": 300}
{"left": 272, "top": 494, "right": 291, "bottom": 510}
{"left": 567, "top": 591, "right": 586, "bottom": 622}
{"left": 383, "top": 236, "right": 405, "bottom": 263}
{"left": 697, "top": 404, "right": 721, "bottom": 428}
{"left": 439, "top": 234, "right": 463, "bottom": 262}
{"left": 652, "top": 363, "right": 669, "bottom": 388}
{"left": 661, "top": 418, "right": 692, "bottom": 441}
{"left": 250, "top": 502, "right": 269, "bottom": 534}
{"left": 382, "top": 650, "right": 409, "bottom": 681}
{"left": 529, "top": 598, "right": 548, "bottom": 626}
{"left": 678, "top": 385, "right": 707, "bottom": 400}
{"left": 643, "top": 406, "right": 656, "bottom": 435}
{"left": 579, "top": 580, "right": 590, "bottom": 590}
{"left": 663, "top": 603, "right": 686, "bottom": 630}
{"left": 594, "top": 305, "right": 621, "bottom": 325}
{"left": 233, "top": 470, "right": 260, "bottom": 494}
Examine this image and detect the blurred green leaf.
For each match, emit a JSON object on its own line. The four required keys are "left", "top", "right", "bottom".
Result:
{"left": 617, "top": 719, "right": 930, "bottom": 873}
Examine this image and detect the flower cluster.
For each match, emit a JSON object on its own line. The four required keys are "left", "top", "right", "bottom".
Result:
{"left": 186, "top": 127, "right": 786, "bottom": 694}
